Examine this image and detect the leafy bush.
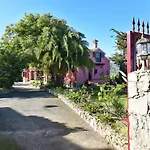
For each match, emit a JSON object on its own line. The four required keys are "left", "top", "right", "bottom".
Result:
{"left": 65, "top": 85, "right": 94, "bottom": 105}
{"left": 97, "top": 84, "right": 125, "bottom": 120}
{"left": 54, "top": 83, "right": 127, "bottom": 135}
{"left": 0, "top": 77, "right": 11, "bottom": 88}
{"left": 56, "top": 87, "right": 64, "bottom": 94}
{"left": 44, "top": 81, "right": 56, "bottom": 88}
{"left": 111, "top": 73, "right": 121, "bottom": 84}
{"left": 85, "top": 103, "right": 99, "bottom": 113}
{"left": 30, "top": 80, "right": 41, "bottom": 87}
{"left": 115, "top": 84, "right": 127, "bottom": 95}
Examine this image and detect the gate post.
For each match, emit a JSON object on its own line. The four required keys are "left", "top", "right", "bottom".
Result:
{"left": 128, "top": 70, "right": 150, "bottom": 150}
{"left": 127, "top": 18, "right": 150, "bottom": 150}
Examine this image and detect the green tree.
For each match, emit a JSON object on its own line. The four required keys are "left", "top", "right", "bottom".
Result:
{"left": 110, "top": 29, "right": 127, "bottom": 83}
{"left": 1, "top": 13, "right": 93, "bottom": 85}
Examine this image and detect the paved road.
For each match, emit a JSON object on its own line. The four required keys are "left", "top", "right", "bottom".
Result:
{"left": 0, "top": 86, "right": 115, "bottom": 150}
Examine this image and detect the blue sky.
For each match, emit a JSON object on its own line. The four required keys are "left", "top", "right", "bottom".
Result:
{"left": 0, "top": 0, "right": 150, "bottom": 56}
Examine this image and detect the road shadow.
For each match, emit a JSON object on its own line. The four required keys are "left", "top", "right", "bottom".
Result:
{"left": 45, "top": 105, "right": 58, "bottom": 108}
{"left": 0, "top": 107, "right": 115, "bottom": 150}
{"left": 0, "top": 89, "right": 55, "bottom": 99}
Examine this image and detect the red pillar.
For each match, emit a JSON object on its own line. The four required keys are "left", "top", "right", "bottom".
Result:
{"left": 127, "top": 31, "right": 136, "bottom": 74}
{"left": 127, "top": 31, "right": 135, "bottom": 150}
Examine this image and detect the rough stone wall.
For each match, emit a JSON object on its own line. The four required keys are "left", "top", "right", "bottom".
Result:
{"left": 128, "top": 70, "right": 150, "bottom": 150}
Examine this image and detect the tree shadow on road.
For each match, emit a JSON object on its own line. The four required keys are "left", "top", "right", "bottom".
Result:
{"left": 0, "top": 107, "right": 115, "bottom": 150}
{"left": 0, "top": 89, "right": 55, "bottom": 99}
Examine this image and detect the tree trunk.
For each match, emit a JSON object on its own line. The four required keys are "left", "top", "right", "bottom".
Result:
{"left": 55, "top": 75, "right": 64, "bottom": 87}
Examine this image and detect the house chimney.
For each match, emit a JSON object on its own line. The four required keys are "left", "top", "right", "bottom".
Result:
{"left": 93, "top": 39, "right": 98, "bottom": 48}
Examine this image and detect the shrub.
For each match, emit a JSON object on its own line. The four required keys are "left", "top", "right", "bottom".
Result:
{"left": 0, "top": 77, "right": 11, "bottom": 88}
{"left": 54, "top": 83, "right": 127, "bottom": 135}
{"left": 44, "top": 81, "right": 56, "bottom": 88}
{"left": 97, "top": 84, "right": 125, "bottom": 120}
{"left": 30, "top": 80, "right": 41, "bottom": 87}
{"left": 115, "top": 84, "right": 127, "bottom": 95}
{"left": 56, "top": 87, "right": 64, "bottom": 94}
{"left": 64, "top": 85, "right": 94, "bottom": 105}
{"left": 111, "top": 73, "right": 121, "bottom": 84}
{"left": 85, "top": 103, "right": 98, "bottom": 113}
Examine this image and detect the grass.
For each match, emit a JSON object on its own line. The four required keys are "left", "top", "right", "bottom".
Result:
{"left": 112, "top": 120, "right": 128, "bottom": 136}
{"left": 0, "top": 134, "right": 21, "bottom": 150}
{"left": 0, "top": 88, "right": 4, "bottom": 91}
{"left": 120, "top": 94, "right": 127, "bottom": 110}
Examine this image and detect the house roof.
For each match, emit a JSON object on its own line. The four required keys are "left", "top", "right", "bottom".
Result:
{"left": 90, "top": 48, "right": 110, "bottom": 62}
{"left": 90, "top": 48, "right": 106, "bottom": 54}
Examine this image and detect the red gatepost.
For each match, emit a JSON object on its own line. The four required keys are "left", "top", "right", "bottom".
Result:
{"left": 127, "top": 18, "right": 150, "bottom": 150}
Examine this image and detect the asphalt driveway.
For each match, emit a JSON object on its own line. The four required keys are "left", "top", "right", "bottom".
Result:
{"left": 0, "top": 86, "right": 114, "bottom": 150}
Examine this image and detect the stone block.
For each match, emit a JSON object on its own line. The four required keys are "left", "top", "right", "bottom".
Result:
{"left": 128, "top": 71, "right": 138, "bottom": 82}
{"left": 128, "top": 81, "right": 137, "bottom": 98}
{"left": 138, "top": 82, "right": 150, "bottom": 93}
{"left": 129, "top": 114, "right": 150, "bottom": 150}
{"left": 128, "top": 95, "right": 148, "bottom": 115}
{"left": 139, "top": 73, "right": 150, "bottom": 82}
{"left": 147, "top": 93, "right": 150, "bottom": 106}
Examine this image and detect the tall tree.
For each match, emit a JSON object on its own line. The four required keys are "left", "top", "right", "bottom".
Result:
{"left": 110, "top": 29, "right": 127, "bottom": 83}
{"left": 2, "top": 13, "right": 93, "bottom": 85}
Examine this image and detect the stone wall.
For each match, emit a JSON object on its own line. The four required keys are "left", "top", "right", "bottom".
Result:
{"left": 128, "top": 70, "right": 150, "bottom": 150}
{"left": 49, "top": 89, "right": 128, "bottom": 150}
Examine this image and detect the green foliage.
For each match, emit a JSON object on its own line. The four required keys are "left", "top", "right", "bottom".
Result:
{"left": 110, "top": 29, "right": 127, "bottom": 56}
{"left": 0, "top": 49, "right": 25, "bottom": 84}
{"left": 54, "top": 83, "right": 127, "bottom": 135}
{"left": 44, "top": 81, "right": 56, "bottom": 88}
{"left": 115, "top": 84, "right": 127, "bottom": 95}
{"left": 0, "top": 77, "right": 11, "bottom": 88}
{"left": 65, "top": 85, "right": 94, "bottom": 104}
{"left": 56, "top": 87, "right": 64, "bottom": 94}
{"left": 110, "top": 29, "right": 127, "bottom": 83}
{"left": 85, "top": 103, "right": 99, "bottom": 113}
{"left": 0, "top": 135, "right": 21, "bottom": 150}
{"left": 30, "top": 80, "right": 41, "bottom": 87}
{"left": 3, "top": 13, "right": 93, "bottom": 84}
{"left": 66, "top": 91, "right": 81, "bottom": 103}
{"left": 111, "top": 121, "right": 128, "bottom": 136}
{"left": 110, "top": 73, "right": 120, "bottom": 83}
{"left": 97, "top": 84, "right": 125, "bottom": 119}
{"left": 100, "top": 73, "right": 110, "bottom": 83}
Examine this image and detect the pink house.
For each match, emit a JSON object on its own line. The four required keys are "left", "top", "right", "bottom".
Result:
{"left": 64, "top": 40, "right": 110, "bottom": 86}
{"left": 22, "top": 40, "right": 110, "bottom": 86}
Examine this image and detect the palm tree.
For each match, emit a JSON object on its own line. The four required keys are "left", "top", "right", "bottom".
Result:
{"left": 36, "top": 18, "right": 93, "bottom": 86}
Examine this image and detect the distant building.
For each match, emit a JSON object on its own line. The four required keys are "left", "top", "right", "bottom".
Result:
{"left": 22, "top": 66, "right": 48, "bottom": 83}
{"left": 64, "top": 40, "right": 110, "bottom": 86}
{"left": 22, "top": 40, "right": 110, "bottom": 86}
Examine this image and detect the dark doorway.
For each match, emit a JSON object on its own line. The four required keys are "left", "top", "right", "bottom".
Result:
{"left": 31, "top": 71, "right": 34, "bottom": 80}
{"left": 88, "top": 72, "right": 92, "bottom": 81}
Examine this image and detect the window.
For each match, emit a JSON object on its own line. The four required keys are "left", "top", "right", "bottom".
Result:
{"left": 95, "top": 52, "right": 101, "bottom": 62}
{"left": 94, "top": 69, "right": 97, "bottom": 75}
